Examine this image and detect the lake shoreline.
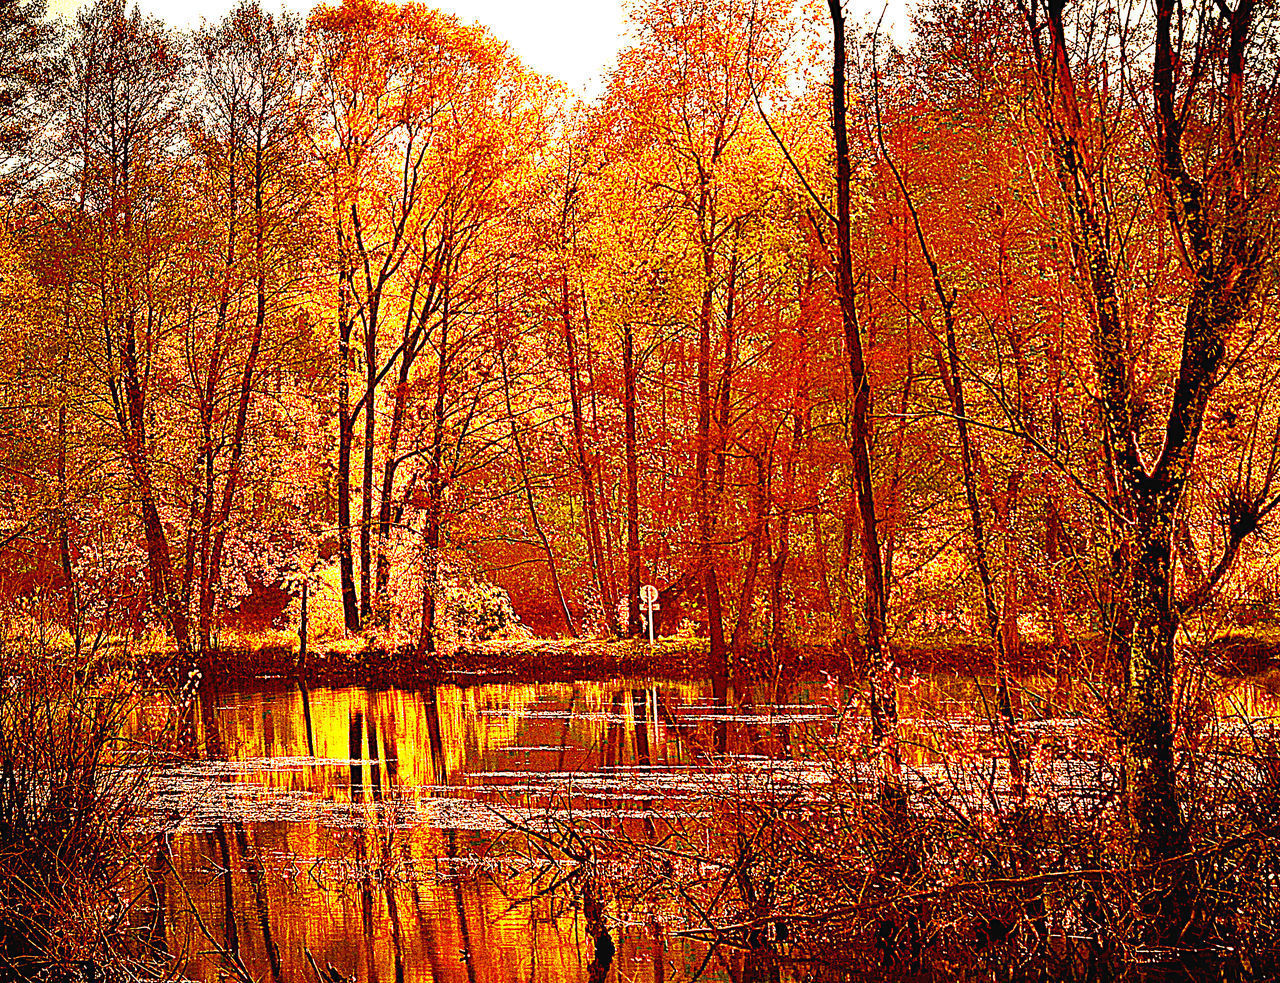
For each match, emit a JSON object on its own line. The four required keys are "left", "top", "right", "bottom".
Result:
{"left": 190, "top": 633, "right": 1131, "bottom": 687}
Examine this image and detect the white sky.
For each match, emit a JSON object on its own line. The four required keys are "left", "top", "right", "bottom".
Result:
{"left": 46, "top": 0, "right": 914, "bottom": 98}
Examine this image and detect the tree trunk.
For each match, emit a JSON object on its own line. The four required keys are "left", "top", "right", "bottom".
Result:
{"left": 770, "top": 415, "right": 802, "bottom": 657}
{"left": 202, "top": 158, "right": 269, "bottom": 657}
{"left": 57, "top": 402, "right": 80, "bottom": 655}
{"left": 374, "top": 268, "right": 437, "bottom": 627}
{"left": 501, "top": 345, "right": 575, "bottom": 634}
{"left": 812, "top": 510, "right": 834, "bottom": 616}
{"left": 732, "top": 455, "right": 768, "bottom": 664}
{"left": 1026, "top": 0, "right": 1268, "bottom": 944}
{"left": 373, "top": 362, "right": 411, "bottom": 626}
{"left": 415, "top": 525, "right": 439, "bottom": 661}
{"left": 623, "top": 316, "right": 642, "bottom": 638}
{"left": 1126, "top": 510, "right": 1180, "bottom": 873}
{"left": 298, "top": 579, "right": 308, "bottom": 671}
{"left": 829, "top": 0, "right": 896, "bottom": 778}
{"left": 416, "top": 285, "right": 452, "bottom": 659}
{"left": 695, "top": 204, "right": 727, "bottom": 682}
{"left": 882, "top": 303, "right": 913, "bottom": 593}
{"left": 360, "top": 300, "right": 378, "bottom": 621}
{"left": 565, "top": 275, "right": 612, "bottom": 632}
{"left": 1045, "top": 501, "right": 1070, "bottom": 649}
{"left": 118, "top": 317, "right": 190, "bottom": 654}
{"left": 1000, "top": 472, "right": 1023, "bottom": 668}
{"left": 838, "top": 496, "right": 855, "bottom": 626}
{"left": 877, "top": 98, "right": 1024, "bottom": 796}
{"left": 336, "top": 261, "right": 360, "bottom": 634}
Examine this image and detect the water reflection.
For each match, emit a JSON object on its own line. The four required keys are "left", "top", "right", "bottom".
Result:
{"left": 149, "top": 677, "right": 782, "bottom": 982}
{"left": 141, "top": 671, "right": 1280, "bottom": 982}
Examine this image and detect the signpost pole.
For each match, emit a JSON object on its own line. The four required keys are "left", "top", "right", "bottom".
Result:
{"left": 640, "top": 585, "right": 658, "bottom": 647}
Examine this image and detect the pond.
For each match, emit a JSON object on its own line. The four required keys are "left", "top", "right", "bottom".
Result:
{"left": 137, "top": 669, "right": 1280, "bottom": 982}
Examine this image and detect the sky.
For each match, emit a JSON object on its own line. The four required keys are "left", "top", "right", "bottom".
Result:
{"left": 46, "top": 0, "right": 914, "bottom": 98}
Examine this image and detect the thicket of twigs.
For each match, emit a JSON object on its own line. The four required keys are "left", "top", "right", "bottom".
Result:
{"left": 495, "top": 661, "right": 1280, "bottom": 982}
{"left": 0, "top": 623, "right": 183, "bottom": 981}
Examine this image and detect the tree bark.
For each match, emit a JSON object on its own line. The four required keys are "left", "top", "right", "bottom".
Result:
{"left": 57, "top": 402, "right": 80, "bottom": 655}
{"left": 829, "top": 0, "right": 896, "bottom": 779}
{"left": 623, "top": 316, "right": 642, "bottom": 637}
{"left": 564, "top": 275, "right": 612, "bottom": 632}
{"left": 1025, "top": 0, "right": 1268, "bottom": 942}
{"left": 201, "top": 131, "right": 272, "bottom": 657}
{"left": 374, "top": 241, "right": 442, "bottom": 623}
{"left": 500, "top": 345, "right": 575, "bottom": 634}
{"left": 116, "top": 314, "right": 190, "bottom": 654}
{"left": 769, "top": 416, "right": 802, "bottom": 657}
{"left": 732, "top": 454, "right": 768, "bottom": 664}
{"left": 416, "top": 282, "right": 453, "bottom": 659}
{"left": 336, "top": 255, "right": 360, "bottom": 634}
{"left": 875, "top": 68, "right": 1025, "bottom": 797}
{"left": 360, "top": 294, "right": 378, "bottom": 621}
{"left": 695, "top": 189, "right": 727, "bottom": 682}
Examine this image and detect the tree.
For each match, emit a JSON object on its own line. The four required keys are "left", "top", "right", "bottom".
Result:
{"left": 1021, "top": 0, "right": 1280, "bottom": 940}
{"left": 57, "top": 0, "right": 191, "bottom": 649}
{"left": 606, "top": 0, "right": 790, "bottom": 671}
{"left": 0, "top": 0, "right": 56, "bottom": 196}
{"left": 532, "top": 115, "right": 619, "bottom": 634}
{"left": 829, "top": 0, "right": 897, "bottom": 778}
{"left": 184, "top": 0, "right": 315, "bottom": 655}
{"left": 311, "top": 0, "right": 544, "bottom": 640}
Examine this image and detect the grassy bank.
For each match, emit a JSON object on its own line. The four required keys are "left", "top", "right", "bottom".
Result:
{"left": 188, "top": 632, "right": 1148, "bottom": 686}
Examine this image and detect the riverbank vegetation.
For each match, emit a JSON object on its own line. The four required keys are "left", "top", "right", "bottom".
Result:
{"left": 0, "top": 0, "right": 1278, "bottom": 976}
{"left": 497, "top": 664, "right": 1280, "bottom": 982}
{"left": 0, "top": 625, "right": 182, "bottom": 980}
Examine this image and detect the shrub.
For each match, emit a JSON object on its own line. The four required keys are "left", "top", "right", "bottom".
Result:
{"left": 0, "top": 633, "right": 178, "bottom": 981}
{"left": 495, "top": 668, "right": 1280, "bottom": 982}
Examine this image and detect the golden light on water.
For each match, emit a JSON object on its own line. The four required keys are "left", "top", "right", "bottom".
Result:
{"left": 138, "top": 670, "right": 1280, "bottom": 981}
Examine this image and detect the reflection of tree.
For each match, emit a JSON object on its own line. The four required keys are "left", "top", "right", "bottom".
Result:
{"left": 233, "top": 824, "right": 283, "bottom": 982}
{"left": 160, "top": 678, "right": 736, "bottom": 981}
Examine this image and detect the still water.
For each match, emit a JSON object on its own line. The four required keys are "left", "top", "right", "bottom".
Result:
{"left": 145, "top": 676, "right": 819, "bottom": 982}
{"left": 138, "top": 671, "right": 1280, "bottom": 982}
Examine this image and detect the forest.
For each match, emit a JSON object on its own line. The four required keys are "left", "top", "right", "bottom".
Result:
{"left": 1, "top": 0, "right": 1279, "bottom": 978}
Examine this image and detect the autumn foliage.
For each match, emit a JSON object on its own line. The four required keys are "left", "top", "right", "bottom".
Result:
{"left": 0, "top": 0, "right": 1278, "bottom": 970}
{"left": 0, "top": 0, "right": 1267, "bottom": 663}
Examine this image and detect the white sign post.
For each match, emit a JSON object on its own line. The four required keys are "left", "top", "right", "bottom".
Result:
{"left": 640, "top": 584, "right": 659, "bottom": 645}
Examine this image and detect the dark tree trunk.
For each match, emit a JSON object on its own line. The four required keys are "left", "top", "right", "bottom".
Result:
{"left": 373, "top": 362, "right": 410, "bottom": 625}
{"left": 623, "top": 316, "right": 642, "bottom": 638}
{"left": 417, "top": 288, "right": 452, "bottom": 660}
{"left": 374, "top": 260, "right": 438, "bottom": 627}
{"left": 360, "top": 300, "right": 378, "bottom": 621}
{"left": 1025, "top": 0, "right": 1268, "bottom": 944}
{"left": 118, "top": 318, "right": 190, "bottom": 654}
{"left": 829, "top": 0, "right": 896, "bottom": 778}
{"left": 202, "top": 161, "right": 268, "bottom": 657}
{"left": 565, "top": 276, "right": 612, "bottom": 632}
{"left": 336, "top": 263, "right": 360, "bottom": 634}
